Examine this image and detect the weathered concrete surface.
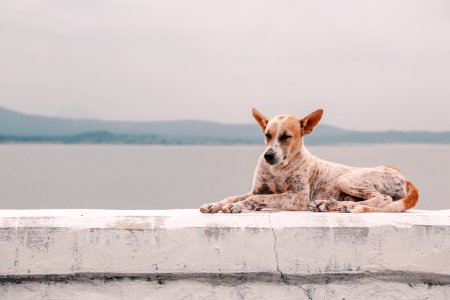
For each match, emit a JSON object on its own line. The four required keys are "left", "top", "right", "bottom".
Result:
{"left": 0, "top": 209, "right": 449, "bottom": 299}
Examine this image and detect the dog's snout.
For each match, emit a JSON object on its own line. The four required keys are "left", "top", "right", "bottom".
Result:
{"left": 264, "top": 151, "right": 275, "bottom": 163}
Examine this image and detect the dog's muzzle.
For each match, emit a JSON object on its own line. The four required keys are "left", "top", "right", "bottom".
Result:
{"left": 264, "top": 150, "right": 277, "bottom": 165}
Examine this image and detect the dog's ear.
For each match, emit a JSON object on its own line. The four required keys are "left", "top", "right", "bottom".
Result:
{"left": 300, "top": 109, "right": 323, "bottom": 135}
{"left": 252, "top": 108, "right": 269, "bottom": 131}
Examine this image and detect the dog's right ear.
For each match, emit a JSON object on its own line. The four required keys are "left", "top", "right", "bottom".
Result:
{"left": 252, "top": 108, "right": 269, "bottom": 131}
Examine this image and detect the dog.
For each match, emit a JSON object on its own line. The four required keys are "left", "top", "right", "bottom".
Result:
{"left": 200, "top": 108, "right": 419, "bottom": 214}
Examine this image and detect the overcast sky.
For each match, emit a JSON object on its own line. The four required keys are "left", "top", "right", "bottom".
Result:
{"left": 1, "top": 0, "right": 449, "bottom": 130}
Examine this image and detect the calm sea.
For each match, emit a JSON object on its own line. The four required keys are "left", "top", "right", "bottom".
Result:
{"left": 0, "top": 144, "right": 448, "bottom": 210}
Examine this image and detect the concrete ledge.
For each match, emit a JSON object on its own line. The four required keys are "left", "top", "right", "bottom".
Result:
{"left": 1, "top": 209, "right": 450, "bottom": 299}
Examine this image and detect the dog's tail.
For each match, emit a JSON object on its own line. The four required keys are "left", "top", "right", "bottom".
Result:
{"left": 353, "top": 180, "right": 419, "bottom": 213}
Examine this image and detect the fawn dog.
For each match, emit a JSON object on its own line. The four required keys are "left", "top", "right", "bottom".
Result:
{"left": 200, "top": 108, "right": 419, "bottom": 214}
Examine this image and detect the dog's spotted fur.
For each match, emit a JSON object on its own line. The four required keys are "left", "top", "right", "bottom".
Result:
{"left": 200, "top": 108, "right": 419, "bottom": 214}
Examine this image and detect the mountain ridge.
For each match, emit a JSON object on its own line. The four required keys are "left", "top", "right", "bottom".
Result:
{"left": 1, "top": 106, "right": 449, "bottom": 144}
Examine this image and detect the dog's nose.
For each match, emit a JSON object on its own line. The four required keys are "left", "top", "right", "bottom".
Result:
{"left": 264, "top": 152, "right": 275, "bottom": 163}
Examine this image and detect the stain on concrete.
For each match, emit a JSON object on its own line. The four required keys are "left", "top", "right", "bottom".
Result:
{"left": 1, "top": 271, "right": 450, "bottom": 286}
{"left": 0, "top": 228, "right": 16, "bottom": 242}
{"left": 332, "top": 227, "right": 370, "bottom": 245}
{"left": 204, "top": 227, "right": 235, "bottom": 241}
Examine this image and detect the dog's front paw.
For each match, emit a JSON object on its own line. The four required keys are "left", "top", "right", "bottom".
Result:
{"left": 200, "top": 202, "right": 222, "bottom": 213}
{"left": 308, "top": 199, "right": 339, "bottom": 212}
{"left": 221, "top": 203, "right": 243, "bottom": 213}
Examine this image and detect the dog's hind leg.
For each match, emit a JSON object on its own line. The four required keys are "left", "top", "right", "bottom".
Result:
{"left": 308, "top": 176, "right": 393, "bottom": 213}
{"left": 336, "top": 176, "right": 396, "bottom": 213}
{"left": 350, "top": 181, "right": 419, "bottom": 213}
{"left": 308, "top": 199, "right": 359, "bottom": 213}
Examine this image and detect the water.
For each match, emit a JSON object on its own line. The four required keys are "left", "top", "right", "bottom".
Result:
{"left": 0, "top": 144, "right": 448, "bottom": 210}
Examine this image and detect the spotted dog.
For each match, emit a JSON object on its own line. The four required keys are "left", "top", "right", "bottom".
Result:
{"left": 200, "top": 108, "right": 419, "bottom": 214}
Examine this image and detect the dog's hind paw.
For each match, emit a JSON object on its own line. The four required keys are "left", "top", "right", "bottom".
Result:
{"left": 339, "top": 204, "right": 352, "bottom": 213}
{"left": 200, "top": 203, "right": 222, "bottom": 213}
{"left": 221, "top": 203, "right": 243, "bottom": 213}
{"left": 308, "top": 199, "right": 340, "bottom": 212}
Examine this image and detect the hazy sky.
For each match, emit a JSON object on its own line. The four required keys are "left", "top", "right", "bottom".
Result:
{"left": 1, "top": 0, "right": 450, "bottom": 130}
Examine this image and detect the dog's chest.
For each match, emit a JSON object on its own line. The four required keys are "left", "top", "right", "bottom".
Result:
{"left": 272, "top": 179, "right": 289, "bottom": 194}
{"left": 310, "top": 181, "right": 341, "bottom": 200}
{"left": 255, "top": 173, "right": 291, "bottom": 194}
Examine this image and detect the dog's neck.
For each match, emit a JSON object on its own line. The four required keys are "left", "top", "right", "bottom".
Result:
{"left": 292, "top": 144, "right": 315, "bottom": 166}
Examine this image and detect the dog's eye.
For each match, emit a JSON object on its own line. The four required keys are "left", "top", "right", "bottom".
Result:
{"left": 280, "top": 133, "right": 292, "bottom": 141}
{"left": 265, "top": 132, "right": 272, "bottom": 139}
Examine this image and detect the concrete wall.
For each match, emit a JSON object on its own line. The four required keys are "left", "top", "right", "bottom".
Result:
{"left": 0, "top": 209, "right": 449, "bottom": 299}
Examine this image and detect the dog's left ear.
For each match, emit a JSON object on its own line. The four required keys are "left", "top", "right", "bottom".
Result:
{"left": 300, "top": 109, "right": 323, "bottom": 135}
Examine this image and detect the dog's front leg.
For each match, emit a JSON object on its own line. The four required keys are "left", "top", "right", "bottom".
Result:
{"left": 200, "top": 192, "right": 253, "bottom": 213}
{"left": 221, "top": 192, "right": 309, "bottom": 213}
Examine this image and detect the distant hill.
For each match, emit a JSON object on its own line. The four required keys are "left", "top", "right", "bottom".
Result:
{"left": 1, "top": 107, "right": 449, "bottom": 144}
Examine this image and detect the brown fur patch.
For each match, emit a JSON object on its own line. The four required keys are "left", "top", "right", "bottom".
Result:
{"left": 283, "top": 117, "right": 302, "bottom": 139}
{"left": 280, "top": 117, "right": 303, "bottom": 155}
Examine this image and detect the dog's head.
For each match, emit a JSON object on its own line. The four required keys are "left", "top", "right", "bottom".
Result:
{"left": 252, "top": 107, "right": 323, "bottom": 166}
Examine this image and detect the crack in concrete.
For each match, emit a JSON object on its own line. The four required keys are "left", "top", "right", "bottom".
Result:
{"left": 268, "top": 216, "right": 313, "bottom": 299}
{"left": 268, "top": 215, "right": 288, "bottom": 285}
{"left": 297, "top": 285, "right": 313, "bottom": 300}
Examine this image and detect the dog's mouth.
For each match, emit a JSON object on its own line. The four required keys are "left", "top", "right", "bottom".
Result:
{"left": 266, "top": 159, "right": 278, "bottom": 165}
{"left": 267, "top": 155, "right": 289, "bottom": 166}
{"left": 264, "top": 149, "right": 287, "bottom": 166}
{"left": 265, "top": 155, "right": 285, "bottom": 166}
